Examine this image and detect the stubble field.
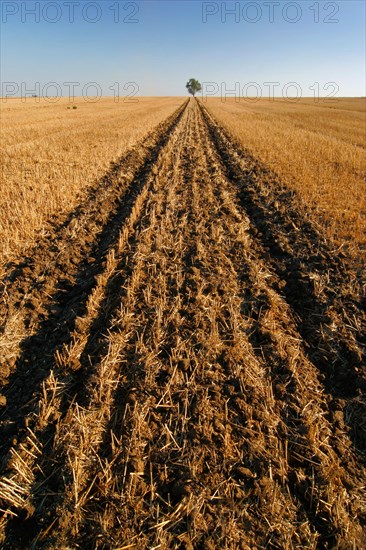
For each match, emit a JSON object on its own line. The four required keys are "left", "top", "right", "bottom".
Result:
{"left": 0, "top": 97, "right": 365, "bottom": 549}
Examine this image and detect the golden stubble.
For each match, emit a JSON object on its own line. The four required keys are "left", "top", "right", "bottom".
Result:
{"left": 0, "top": 97, "right": 184, "bottom": 269}
{"left": 204, "top": 97, "right": 366, "bottom": 259}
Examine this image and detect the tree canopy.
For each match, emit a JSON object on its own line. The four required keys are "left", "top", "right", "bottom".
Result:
{"left": 186, "top": 78, "right": 202, "bottom": 97}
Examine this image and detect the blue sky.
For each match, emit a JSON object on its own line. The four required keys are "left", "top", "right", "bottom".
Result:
{"left": 1, "top": 0, "right": 365, "bottom": 97}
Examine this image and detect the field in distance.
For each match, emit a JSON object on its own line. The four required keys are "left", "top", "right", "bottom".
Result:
{"left": 1, "top": 97, "right": 365, "bottom": 269}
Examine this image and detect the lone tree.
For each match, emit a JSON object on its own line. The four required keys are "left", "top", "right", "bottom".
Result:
{"left": 186, "top": 78, "right": 202, "bottom": 97}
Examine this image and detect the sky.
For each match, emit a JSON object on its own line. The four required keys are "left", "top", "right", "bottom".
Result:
{"left": 0, "top": 0, "right": 365, "bottom": 98}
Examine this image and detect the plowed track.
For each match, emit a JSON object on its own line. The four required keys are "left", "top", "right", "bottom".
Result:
{"left": 0, "top": 99, "right": 365, "bottom": 549}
